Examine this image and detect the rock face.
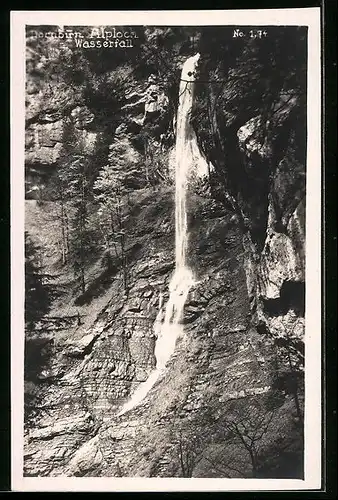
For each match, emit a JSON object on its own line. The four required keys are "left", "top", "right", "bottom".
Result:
{"left": 25, "top": 120, "right": 64, "bottom": 166}
{"left": 123, "top": 74, "right": 170, "bottom": 125}
{"left": 193, "top": 58, "right": 306, "bottom": 374}
{"left": 25, "top": 72, "right": 171, "bottom": 197}
{"left": 259, "top": 198, "right": 305, "bottom": 301}
{"left": 26, "top": 119, "right": 98, "bottom": 167}
{"left": 237, "top": 111, "right": 306, "bottom": 361}
{"left": 24, "top": 188, "right": 304, "bottom": 478}
{"left": 25, "top": 195, "right": 269, "bottom": 477}
{"left": 25, "top": 100, "right": 99, "bottom": 199}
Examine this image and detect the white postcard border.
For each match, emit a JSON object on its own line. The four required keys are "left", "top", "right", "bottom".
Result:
{"left": 10, "top": 8, "right": 322, "bottom": 492}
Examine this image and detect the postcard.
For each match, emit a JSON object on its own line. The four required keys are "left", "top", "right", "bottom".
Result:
{"left": 11, "top": 8, "right": 321, "bottom": 492}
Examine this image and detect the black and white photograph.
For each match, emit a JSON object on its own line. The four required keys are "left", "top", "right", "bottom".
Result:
{"left": 11, "top": 9, "right": 321, "bottom": 492}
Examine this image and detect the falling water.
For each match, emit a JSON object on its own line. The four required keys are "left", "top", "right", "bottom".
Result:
{"left": 117, "top": 54, "right": 200, "bottom": 417}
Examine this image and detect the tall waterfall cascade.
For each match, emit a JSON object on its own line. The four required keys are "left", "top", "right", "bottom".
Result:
{"left": 117, "top": 53, "right": 201, "bottom": 417}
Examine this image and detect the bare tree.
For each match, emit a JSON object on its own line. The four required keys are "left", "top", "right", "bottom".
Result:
{"left": 220, "top": 401, "right": 275, "bottom": 477}
{"left": 273, "top": 320, "right": 304, "bottom": 425}
{"left": 172, "top": 421, "right": 205, "bottom": 477}
{"left": 199, "top": 394, "right": 281, "bottom": 479}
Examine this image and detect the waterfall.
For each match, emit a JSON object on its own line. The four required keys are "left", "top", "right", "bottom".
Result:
{"left": 117, "top": 54, "right": 200, "bottom": 417}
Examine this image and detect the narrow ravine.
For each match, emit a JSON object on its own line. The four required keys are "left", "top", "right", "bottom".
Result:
{"left": 23, "top": 27, "right": 308, "bottom": 479}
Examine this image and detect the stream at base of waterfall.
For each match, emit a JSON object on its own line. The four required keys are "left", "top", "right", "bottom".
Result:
{"left": 117, "top": 53, "right": 201, "bottom": 417}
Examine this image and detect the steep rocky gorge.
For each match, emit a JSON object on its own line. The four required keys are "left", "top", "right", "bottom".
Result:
{"left": 24, "top": 26, "right": 306, "bottom": 478}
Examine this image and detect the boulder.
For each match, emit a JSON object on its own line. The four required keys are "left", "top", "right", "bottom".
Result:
{"left": 66, "top": 435, "right": 103, "bottom": 475}
{"left": 65, "top": 332, "right": 100, "bottom": 357}
{"left": 29, "top": 412, "right": 94, "bottom": 441}
{"left": 71, "top": 106, "right": 95, "bottom": 128}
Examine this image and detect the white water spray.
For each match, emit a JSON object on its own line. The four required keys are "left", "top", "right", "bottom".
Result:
{"left": 117, "top": 54, "right": 200, "bottom": 416}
